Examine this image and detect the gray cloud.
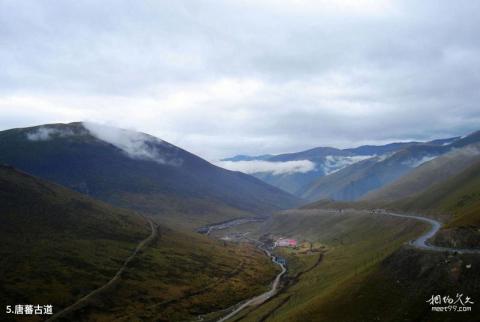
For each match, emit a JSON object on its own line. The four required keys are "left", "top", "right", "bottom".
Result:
{"left": 26, "top": 126, "right": 75, "bottom": 141}
{"left": 83, "top": 122, "right": 182, "bottom": 165}
{"left": 216, "top": 154, "right": 374, "bottom": 176}
{"left": 216, "top": 159, "right": 316, "bottom": 175}
{"left": 2, "top": 1, "right": 480, "bottom": 159}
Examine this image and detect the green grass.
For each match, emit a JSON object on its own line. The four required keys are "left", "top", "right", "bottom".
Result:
{"left": 77, "top": 228, "right": 280, "bottom": 321}
{"left": 363, "top": 147, "right": 480, "bottom": 203}
{"left": 218, "top": 209, "right": 480, "bottom": 322}
{"left": 389, "top": 159, "right": 480, "bottom": 227}
{"left": 0, "top": 166, "right": 280, "bottom": 322}
{"left": 296, "top": 248, "right": 480, "bottom": 322}
{"left": 304, "top": 160, "right": 480, "bottom": 249}
{"left": 0, "top": 166, "right": 150, "bottom": 320}
{"left": 211, "top": 209, "right": 427, "bottom": 321}
{"left": 305, "top": 159, "right": 480, "bottom": 224}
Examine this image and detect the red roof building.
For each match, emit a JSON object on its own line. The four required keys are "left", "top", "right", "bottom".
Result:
{"left": 275, "top": 238, "right": 297, "bottom": 247}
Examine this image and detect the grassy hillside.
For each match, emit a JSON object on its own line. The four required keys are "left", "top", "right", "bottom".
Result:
{"left": 302, "top": 158, "right": 480, "bottom": 249}
{"left": 299, "top": 156, "right": 383, "bottom": 201}
{"left": 282, "top": 248, "right": 480, "bottom": 322}
{"left": 0, "top": 166, "right": 280, "bottom": 321}
{"left": 390, "top": 159, "right": 480, "bottom": 227}
{"left": 214, "top": 209, "right": 479, "bottom": 322}
{"left": 76, "top": 229, "right": 279, "bottom": 321}
{"left": 208, "top": 209, "right": 427, "bottom": 322}
{"left": 303, "top": 156, "right": 480, "bottom": 229}
{"left": 0, "top": 123, "right": 300, "bottom": 228}
{"left": 363, "top": 144, "right": 480, "bottom": 202}
{"left": 0, "top": 165, "right": 150, "bottom": 318}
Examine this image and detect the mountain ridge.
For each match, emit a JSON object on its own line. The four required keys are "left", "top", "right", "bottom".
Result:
{"left": 300, "top": 131, "right": 479, "bottom": 202}
{"left": 0, "top": 122, "right": 300, "bottom": 227}
{"left": 221, "top": 137, "right": 460, "bottom": 196}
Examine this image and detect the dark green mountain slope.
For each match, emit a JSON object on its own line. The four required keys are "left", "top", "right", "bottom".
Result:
{"left": 363, "top": 144, "right": 480, "bottom": 202}
{"left": 390, "top": 159, "right": 480, "bottom": 228}
{"left": 0, "top": 123, "right": 300, "bottom": 227}
{"left": 299, "top": 156, "right": 381, "bottom": 201}
{"left": 0, "top": 165, "right": 279, "bottom": 321}
{"left": 0, "top": 164, "right": 150, "bottom": 312}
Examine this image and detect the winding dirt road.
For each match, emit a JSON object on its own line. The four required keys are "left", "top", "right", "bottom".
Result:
{"left": 47, "top": 215, "right": 157, "bottom": 321}
{"left": 206, "top": 208, "right": 480, "bottom": 322}
{"left": 217, "top": 242, "right": 286, "bottom": 322}
{"left": 382, "top": 211, "right": 480, "bottom": 254}
{"left": 198, "top": 219, "right": 287, "bottom": 322}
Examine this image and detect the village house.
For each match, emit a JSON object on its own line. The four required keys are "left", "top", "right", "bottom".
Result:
{"left": 275, "top": 238, "right": 297, "bottom": 247}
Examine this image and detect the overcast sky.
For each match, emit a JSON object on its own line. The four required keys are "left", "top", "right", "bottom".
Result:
{"left": 2, "top": 0, "right": 480, "bottom": 160}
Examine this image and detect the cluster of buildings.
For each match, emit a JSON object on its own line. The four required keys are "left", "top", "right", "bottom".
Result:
{"left": 271, "top": 237, "right": 298, "bottom": 267}
{"left": 274, "top": 238, "right": 297, "bottom": 248}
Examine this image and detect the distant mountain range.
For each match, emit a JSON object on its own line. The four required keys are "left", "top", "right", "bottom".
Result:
{"left": 302, "top": 131, "right": 480, "bottom": 201}
{"left": 3, "top": 122, "right": 479, "bottom": 218}
{"left": 0, "top": 122, "right": 300, "bottom": 227}
{"left": 363, "top": 143, "right": 480, "bottom": 203}
{"left": 221, "top": 135, "right": 467, "bottom": 200}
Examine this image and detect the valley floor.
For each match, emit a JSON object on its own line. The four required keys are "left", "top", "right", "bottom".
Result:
{"left": 208, "top": 209, "right": 480, "bottom": 322}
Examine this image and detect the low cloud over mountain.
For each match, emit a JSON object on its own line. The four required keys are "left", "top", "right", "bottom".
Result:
{"left": 83, "top": 122, "right": 182, "bottom": 165}
{"left": 26, "top": 126, "right": 76, "bottom": 141}
{"left": 216, "top": 160, "right": 316, "bottom": 175}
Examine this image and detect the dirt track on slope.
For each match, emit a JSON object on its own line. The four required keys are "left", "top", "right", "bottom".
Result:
{"left": 46, "top": 215, "right": 158, "bottom": 321}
